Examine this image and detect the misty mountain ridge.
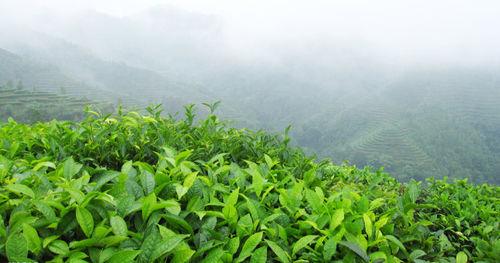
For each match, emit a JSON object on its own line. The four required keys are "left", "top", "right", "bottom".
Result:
{"left": 0, "top": 6, "right": 499, "bottom": 184}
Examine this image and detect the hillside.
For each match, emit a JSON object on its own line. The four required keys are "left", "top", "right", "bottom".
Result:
{"left": 0, "top": 106, "right": 498, "bottom": 262}
{"left": 291, "top": 68, "right": 500, "bottom": 184}
{"left": 0, "top": 29, "right": 211, "bottom": 111}
{"left": 0, "top": 82, "right": 112, "bottom": 122}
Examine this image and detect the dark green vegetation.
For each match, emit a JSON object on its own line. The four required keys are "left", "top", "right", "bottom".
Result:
{"left": 291, "top": 69, "right": 500, "bottom": 184}
{"left": 0, "top": 106, "right": 498, "bottom": 262}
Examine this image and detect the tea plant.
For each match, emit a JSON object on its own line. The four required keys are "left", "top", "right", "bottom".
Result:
{"left": 0, "top": 105, "right": 498, "bottom": 262}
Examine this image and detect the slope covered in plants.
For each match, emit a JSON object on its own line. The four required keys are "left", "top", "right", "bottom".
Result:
{"left": 0, "top": 106, "right": 498, "bottom": 262}
{"left": 0, "top": 83, "right": 113, "bottom": 123}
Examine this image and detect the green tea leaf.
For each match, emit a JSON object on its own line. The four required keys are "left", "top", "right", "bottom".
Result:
{"left": 249, "top": 164, "right": 264, "bottom": 197}
{"left": 92, "top": 171, "right": 120, "bottom": 190}
{"left": 363, "top": 213, "right": 373, "bottom": 239}
{"left": 385, "top": 235, "right": 408, "bottom": 255}
{"left": 407, "top": 181, "right": 420, "bottom": 203}
{"left": 110, "top": 215, "right": 128, "bottom": 237}
{"left": 4, "top": 184, "right": 35, "bottom": 198}
{"left": 369, "top": 251, "right": 387, "bottom": 262}
{"left": 151, "top": 234, "right": 188, "bottom": 261}
{"left": 456, "top": 251, "right": 468, "bottom": 263}
{"left": 237, "top": 232, "right": 263, "bottom": 262}
{"left": 6, "top": 233, "right": 28, "bottom": 261}
{"left": 250, "top": 246, "right": 268, "bottom": 263}
{"left": 171, "top": 244, "right": 195, "bottom": 263}
{"left": 76, "top": 206, "right": 94, "bottom": 238}
{"left": 339, "top": 241, "right": 369, "bottom": 262}
{"left": 108, "top": 250, "right": 141, "bottom": 263}
{"left": 48, "top": 240, "right": 69, "bottom": 255}
{"left": 292, "top": 235, "right": 317, "bottom": 256}
{"left": 409, "top": 249, "right": 426, "bottom": 261}
{"left": 330, "top": 209, "right": 344, "bottom": 230}
{"left": 63, "top": 157, "right": 82, "bottom": 180}
{"left": 138, "top": 226, "right": 161, "bottom": 262}
{"left": 323, "top": 238, "right": 337, "bottom": 261}
{"left": 43, "top": 235, "right": 60, "bottom": 248}
{"left": 139, "top": 167, "right": 156, "bottom": 195}
{"left": 305, "top": 189, "right": 323, "bottom": 212}
{"left": 201, "top": 247, "right": 225, "bottom": 263}
{"left": 184, "top": 171, "right": 198, "bottom": 188}
{"left": 142, "top": 192, "right": 157, "bottom": 221}
{"left": 227, "top": 188, "right": 240, "bottom": 207}
{"left": 33, "top": 161, "right": 56, "bottom": 171}
{"left": 265, "top": 240, "right": 290, "bottom": 263}
{"left": 23, "top": 223, "right": 41, "bottom": 253}
{"left": 33, "top": 200, "right": 57, "bottom": 221}
{"left": 227, "top": 236, "right": 240, "bottom": 255}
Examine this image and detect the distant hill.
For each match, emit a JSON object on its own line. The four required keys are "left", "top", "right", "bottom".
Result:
{"left": 0, "top": 82, "right": 112, "bottom": 122}
{"left": 292, "top": 67, "right": 500, "bottom": 183}
{"left": 0, "top": 29, "right": 212, "bottom": 113}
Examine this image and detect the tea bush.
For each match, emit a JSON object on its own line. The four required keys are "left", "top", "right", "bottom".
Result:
{"left": 0, "top": 105, "right": 498, "bottom": 262}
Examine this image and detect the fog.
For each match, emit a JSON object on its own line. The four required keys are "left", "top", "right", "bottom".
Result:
{"left": 2, "top": 0, "right": 500, "bottom": 65}
{"left": 1, "top": 0, "right": 499, "bottom": 183}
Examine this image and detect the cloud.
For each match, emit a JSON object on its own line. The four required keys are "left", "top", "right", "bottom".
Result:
{"left": 1, "top": 0, "right": 499, "bottom": 64}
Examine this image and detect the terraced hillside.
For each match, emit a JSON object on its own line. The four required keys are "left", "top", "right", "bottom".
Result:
{"left": 0, "top": 28, "right": 212, "bottom": 111}
{"left": 349, "top": 124, "right": 435, "bottom": 176}
{"left": 0, "top": 48, "right": 130, "bottom": 104}
{"left": 292, "top": 69, "right": 500, "bottom": 183}
{"left": 0, "top": 84, "right": 112, "bottom": 122}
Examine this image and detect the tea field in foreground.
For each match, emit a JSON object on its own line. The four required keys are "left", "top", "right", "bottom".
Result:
{"left": 0, "top": 106, "right": 498, "bottom": 262}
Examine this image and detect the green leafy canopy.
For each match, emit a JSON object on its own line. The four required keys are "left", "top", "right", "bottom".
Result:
{"left": 0, "top": 105, "right": 498, "bottom": 262}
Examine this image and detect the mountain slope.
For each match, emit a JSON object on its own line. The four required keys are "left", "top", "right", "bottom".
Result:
{"left": 0, "top": 28, "right": 212, "bottom": 111}
{"left": 293, "top": 68, "right": 500, "bottom": 183}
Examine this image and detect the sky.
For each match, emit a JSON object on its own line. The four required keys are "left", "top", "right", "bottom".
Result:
{"left": 1, "top": 0, "right": 500, "bottom": 64}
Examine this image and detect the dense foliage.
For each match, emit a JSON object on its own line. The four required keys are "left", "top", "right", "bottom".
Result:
{"left": 0, "top": 106, "right": 498, "bottom": 262}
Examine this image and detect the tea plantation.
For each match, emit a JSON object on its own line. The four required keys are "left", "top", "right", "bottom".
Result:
{"left": 0, "top": 105, "right": 498, "bottom": 262}
{"left": 0, "top": 84, "right": 112, "bottom": 122}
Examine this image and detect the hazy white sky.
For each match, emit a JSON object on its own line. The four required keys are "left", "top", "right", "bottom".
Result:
{"left": 1, "top": 0, "right": 500, "bottom": 64}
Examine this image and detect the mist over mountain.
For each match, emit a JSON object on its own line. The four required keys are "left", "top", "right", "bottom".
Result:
{"left": 0, "top": 1, "right": 499, "bottom": 183}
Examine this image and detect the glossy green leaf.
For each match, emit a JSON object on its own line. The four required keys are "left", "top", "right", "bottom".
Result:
{"left": 108, "top": 250, "right": 141, "bottom": 263}
{"left": 250, "top": 246, "right": 268, "bottom": 263}
{"left": 6, "top": 233, "right": 28, "bottom": 261}
{"left": 456, "top": 251, "right": 468, "bottom": 263}
{"left": 76, "top": 206, "right": 94, "bottom": 238}
{"left": 330, "top": 209, "right": 344, "bottom": 230}
{"left": 339, "top": 241, "right": 369, "bottom": 262}
{"left": 23, "top": 223, "right": 41, "bottom": 253}
{"left": 292, "top": 235, "right": 317, "bottom": 256}
{"left": 266, "top": 240, "right": 290, "bottom": 263}
{"left": 151, "top": 234, "right": 188, "bottom": 261}
{"left": 4, "top": 184, "right": 35, "bottom": 198}
{"left": 110, "top": 215, "right": 128, "bottom": 237}
{"left": 48, "top": 240, "right": 69, "bottom": 255}
{"left": 237, "top": 232, "right": 263, "bottom": 262}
